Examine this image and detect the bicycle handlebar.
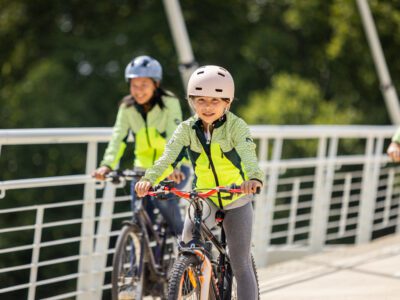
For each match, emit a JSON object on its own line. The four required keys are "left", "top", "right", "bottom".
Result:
{"left": 146, "top": 181, "right": 260, "bottom": 200}
{"left": 99, "top": 169, "right": 145, "bottom": 184}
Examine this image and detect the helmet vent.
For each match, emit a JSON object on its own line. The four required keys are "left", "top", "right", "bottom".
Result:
{"left": 217, "top": 72, "right": 225, "bottom": 77}
{"left": 195, "top": 87, "right": 203, "bottom": 90}
{"left": 215, "top": 89, "right": 223, "bottom": 92}
{"left": 197, "top": 71, "right": 204, "bottom": 75}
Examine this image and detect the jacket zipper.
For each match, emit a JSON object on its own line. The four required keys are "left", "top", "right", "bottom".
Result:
{"left": 206, "top": 148, "right": 223, "bottom": 209}
{"left": 144, "top": 115, "right": 151, "bottom": 147}
{"left": 152, "top": 149, "right": 157, "bottom": 164}
{"left": 195, "top": 123, "right": 224, "bottom": 209}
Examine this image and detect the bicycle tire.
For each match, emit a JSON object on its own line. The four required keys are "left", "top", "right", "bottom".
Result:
{"left": 222, "top": 254, "right": 260, "bottom": 300}
{"left": 168, "top": 254, "right": 217, "bottom": 299}
{"left": 112, "top": 225, "right": 145, "bottom": 300}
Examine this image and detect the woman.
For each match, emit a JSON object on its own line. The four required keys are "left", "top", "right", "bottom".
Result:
{"left": 93, "top": 55, "right": 189, "bottom": 235}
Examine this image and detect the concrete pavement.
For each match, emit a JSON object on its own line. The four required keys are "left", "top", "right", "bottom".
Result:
{"left": 258, "top": 234, "right": 400, "bottom": 300}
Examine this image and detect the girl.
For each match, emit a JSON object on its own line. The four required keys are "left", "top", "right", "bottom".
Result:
{"left": 93, "top": 55, "right": 188, "bottom": 235}
{"left": 136, "top": 65, "right": 264, "bottom": 299}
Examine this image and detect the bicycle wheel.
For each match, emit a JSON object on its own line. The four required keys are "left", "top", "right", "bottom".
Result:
{"left": 168, "top": 254, "right": 216, "bottom": 299}
{"left": 222, "top": 254, "right": 259, "bottom": 300}
{"left": 112, "top": 225, "right": 145, "bottom": 300}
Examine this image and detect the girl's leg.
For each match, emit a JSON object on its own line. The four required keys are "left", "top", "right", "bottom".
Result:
{"left": 130, "top": 178, "right": 140, "bottom": 215}
{"left": 131, "top": 178, "right": 156, "bottom": 221}
{"left": 175, "top": 164, "right": 191, "bottom": 190}
{"left": 154, "top": 198, "right": 184, "bottom": 235}
{"left": 182, "top": 200, "right": 218, "bottom": 243}
{"left": 224, "top": 202, "right": 258, "bottom": 299}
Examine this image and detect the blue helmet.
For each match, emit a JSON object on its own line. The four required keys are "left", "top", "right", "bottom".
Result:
{"left": 124, "top": 55, "right": 162, "bottom": 82}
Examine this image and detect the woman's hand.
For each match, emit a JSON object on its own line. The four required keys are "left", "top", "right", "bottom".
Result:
{"left": 387, "top": 142, "right": 400, "bottom": 162}
{"left": 167, "top": 168, "right": 186, "bottom": 184}
{"left": 135, "top": 180, "right": 152, "bottom": 197}
{"left": 91, "top": 166, "right": 111, "bottom": 180}
{"left": 240, "top": 180, "right": 262, "bottom": 194}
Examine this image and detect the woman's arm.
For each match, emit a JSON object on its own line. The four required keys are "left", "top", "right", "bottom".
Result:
{"left": 100, "top": 105, "right": 131, "bottom": 169}
{"left": 164, "top": 96, "right": 183, "bottom": 140}
{"left": 142, "top": 122, "right": 189, "bottom": 184}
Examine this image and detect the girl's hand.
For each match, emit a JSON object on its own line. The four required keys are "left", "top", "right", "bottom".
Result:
{"left": 135, "top": 180, "right": 152, "bottom": 197}
{"left": 387, "top": 142, "right": 400, "bottom": 162}
{"left": 91, "top": 166, "right": 111, "bottom": 180}
{"left": 241, "top": 180, "right": 262, "bottom": 194}
{"left": 167, "top": 168, "right": 186, "bottom": 184}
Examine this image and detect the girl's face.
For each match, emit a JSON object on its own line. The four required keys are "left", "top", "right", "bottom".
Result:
{"left": 192, "top": 96, "right": 230, "bottom": 125}
{"left": 130, "top": 77, "right": 157, "bottom": 105}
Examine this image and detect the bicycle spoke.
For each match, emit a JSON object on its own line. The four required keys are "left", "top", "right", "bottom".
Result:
{"left": 112, "top": 226, "right": 145, "bottom": 300}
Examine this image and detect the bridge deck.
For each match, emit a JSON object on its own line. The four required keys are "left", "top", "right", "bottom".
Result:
{"left": 258, "top": 234, "right": 400, "bottom": 300}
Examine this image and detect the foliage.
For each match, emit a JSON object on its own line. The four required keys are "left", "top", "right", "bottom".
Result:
{"left": 241, "top": 72, "right": 360, "bottom": 125}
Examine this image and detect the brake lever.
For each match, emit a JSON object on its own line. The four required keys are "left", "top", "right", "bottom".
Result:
{"left": 228, "top": 183, "right": 261, "bottom": 194}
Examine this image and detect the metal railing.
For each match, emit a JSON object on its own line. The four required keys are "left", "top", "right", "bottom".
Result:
{"left": 1, "top": 126, "right": 400, "bottom": 299}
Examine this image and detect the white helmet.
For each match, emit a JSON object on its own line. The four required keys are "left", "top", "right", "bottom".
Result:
{"left": 187, "top": 65, "right": 235, "bottom": 102}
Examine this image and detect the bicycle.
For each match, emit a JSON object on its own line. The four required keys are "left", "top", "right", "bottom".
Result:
{"left": 147, "top": 180, "right": 260, "bottom": 300}
{"left": 103, "top": 170, "right": 178, "bottom": 300}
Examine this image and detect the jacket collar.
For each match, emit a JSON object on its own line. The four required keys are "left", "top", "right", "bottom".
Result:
{"left": 192, "top": 113, "right": 227, "bottom": 130}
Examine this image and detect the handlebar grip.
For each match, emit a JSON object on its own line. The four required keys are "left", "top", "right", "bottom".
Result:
{"left": 255, "top": 187, "right": 261, "bottom": 195}
{"left": 230, "top": 183, "right": 241, "bottom": 190}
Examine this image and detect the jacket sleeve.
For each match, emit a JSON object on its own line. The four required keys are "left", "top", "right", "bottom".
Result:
{"left": 232, "top": 118, "right": 265, "bottom": 184}
{"left": 100, "top": 105, "right": 130, "bottom": 169}
{"left": 142, "top": 122, "right": 189, "bottom": 184}
{"left": 392, "top": 127, "right": 400, "bottom": 143}
{"left": 164, "top": 96, "right": 183, "bottom": 140}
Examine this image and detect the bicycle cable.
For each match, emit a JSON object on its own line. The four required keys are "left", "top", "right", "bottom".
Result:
{"left": 187, "top": 196, "right": 212, "bottom": 225}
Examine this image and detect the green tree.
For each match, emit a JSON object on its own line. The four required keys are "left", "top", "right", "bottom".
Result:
{"left": 241, "top": 72, "right": 359, "bottom": 125}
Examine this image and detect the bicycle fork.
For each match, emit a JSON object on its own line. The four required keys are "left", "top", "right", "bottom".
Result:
{"left": 188, "top": 249, "right": 213, "bottom": 300}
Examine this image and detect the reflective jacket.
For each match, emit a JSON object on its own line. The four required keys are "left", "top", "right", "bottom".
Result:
{"left": 392, "top": 127, "right": 400, "bottom": 143}
{"left": 101, "top": 94, "right": 182, "bottom": 176}
{"left": 143, "top": 112, "right": 264, "bottom": 208}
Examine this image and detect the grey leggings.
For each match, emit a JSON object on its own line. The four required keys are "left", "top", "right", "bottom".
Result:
{"left": 182, "top": 201, "right": 258, "bottom": 300}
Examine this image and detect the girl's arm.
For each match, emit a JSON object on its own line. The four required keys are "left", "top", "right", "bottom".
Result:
{"left": 232, "top": 118, "right": 265, "bottom": 185}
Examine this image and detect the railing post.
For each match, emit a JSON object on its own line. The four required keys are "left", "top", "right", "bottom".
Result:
{"left": 77, "top": 142, "right": 97, "bottom": 299}
{"left": 28, "top": 207, "right": 44, "bottom": 300}
{"left": 339, "top": 173, "right": 352, "bottom": 237}
{"left": 310, "top": 137, "right": 338, "bottom": 252}
{"left": 383, "top": 168, "right": 395, "bottom": 227}
{"left": 253, "top": 138, "right": 282, "bottom": 267}
{"left": 357, "top": 137, "right": 384, "bottom": 244}
{"left": 287, "top": 178, "right": 301, "bottom": 244}
{"left": 397, "top": 191, "right": 400, "bottom": 234}
{"left": 92, "top": 183, "right": 117, "bottom": 299}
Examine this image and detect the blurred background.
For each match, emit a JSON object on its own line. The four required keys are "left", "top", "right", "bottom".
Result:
{"left": 3, "top": 0, "right": 400, "bottom": 130}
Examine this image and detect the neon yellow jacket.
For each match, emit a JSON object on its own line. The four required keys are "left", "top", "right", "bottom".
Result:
{"left": 392, "top": 127, "right": 400, "bottom": 143}
{"left": 101, "top": 94, "right": 182, "bottom": 173}
{"left": 143, "top": 112, "right": 264, "bottom": 208}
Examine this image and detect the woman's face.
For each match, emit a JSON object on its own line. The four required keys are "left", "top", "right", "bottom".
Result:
{"left": 129, "top": 77, "right": 157, "bottom": 105}
{"left": 192, "top": 96, "right": 230, "bottom": 125}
